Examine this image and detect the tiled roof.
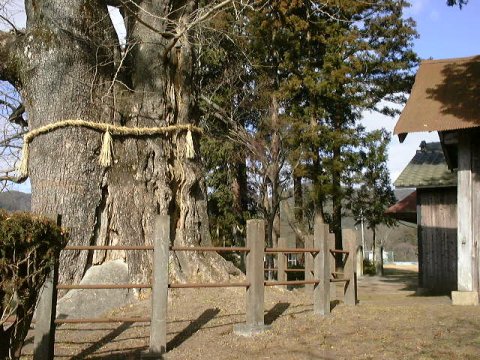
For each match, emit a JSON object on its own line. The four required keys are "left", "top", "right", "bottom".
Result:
{"left": 394, "top": 55, "right": 480, "bottom": 139}
{"left": 394, "top": 142, "right": 457, "bottom": 188}
{"left": 385, "top": 191, "right": 417, "bottom": 223}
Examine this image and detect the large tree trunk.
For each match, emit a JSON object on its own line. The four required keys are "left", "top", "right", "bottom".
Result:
{"left": 5, "top": 1, "right": 236, "bottom": 287}
{"left": 265, "top": 94, "right": 281, "bottom": 280}
{"left": 231, "top": 159, "right": 248, "bottom": 245}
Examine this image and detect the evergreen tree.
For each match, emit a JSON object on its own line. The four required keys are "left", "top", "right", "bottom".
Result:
{"left": 284, "top": 0, "right": 418, "bottom": 251}
{"left": 447, "top": 0, "right": 468, "bottom": 7}
{"left": 197, "top": 10, "right": 253, "bottom": 247}
{"left": 351, "top": 129, "right": 397, "bottom": 275}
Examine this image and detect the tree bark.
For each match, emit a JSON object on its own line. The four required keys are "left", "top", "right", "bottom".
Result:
{"left": 3, "top": 0, "right": 236, "bottom": 287}
{"left": 0, "top": 31, "right": 20, "bottom": 85}
{"left": 265, "top": 94, "right": 281, "bottom": 279}
{"left": 372, "top": 227, "right": 383, "bottom": 275}
{"left": 231, "top": 159, "right": 248, "bottom": 245}
{"left": 293, "top": 175, "right": 304, "bottom": 247}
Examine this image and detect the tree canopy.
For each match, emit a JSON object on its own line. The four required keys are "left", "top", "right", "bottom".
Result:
{"left": 0, "top": 1, "right": 418, "bottom": 283}
{"left": 200, "top": 0, "right": 418, "bottom": 249}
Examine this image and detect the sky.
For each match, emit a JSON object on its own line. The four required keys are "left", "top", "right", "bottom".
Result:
{"left": 3, "top": 1, "right": 480, "bottom": 192}
{"left": 363, "top": 0, "right": 480, "bottom": 182}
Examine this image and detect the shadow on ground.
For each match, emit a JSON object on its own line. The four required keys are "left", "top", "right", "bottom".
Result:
{"left": 70, "top": 322, "right": 139, "bottom": 359}
{"left": 380, "top": 267, "right": 419, "bottom": 292}
{"left": 362, "top": 267, "right": 452, "bottom": 297}
{"left": 264, "top": 302, "right": 290, "bottom": 325}
{"left": 167, "top": 308, "right": 220, "bottom": 350}
{"left": 54, "top": 308, "right": 221, "bottom": 359}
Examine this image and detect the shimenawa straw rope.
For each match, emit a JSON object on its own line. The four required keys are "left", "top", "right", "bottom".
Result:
{"left": 17, "top": 119, "right": 202, "bottom": 179}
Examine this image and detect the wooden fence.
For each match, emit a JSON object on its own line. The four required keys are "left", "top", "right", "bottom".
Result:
{"left": 32, "top": 216, "right": 357, "bottom": 359}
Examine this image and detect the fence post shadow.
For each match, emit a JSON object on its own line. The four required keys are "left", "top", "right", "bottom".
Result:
{"left": 70, "top": 322, "right": 136, "bottom": 359}
{"left": 167, "top": 308, "right": 220, "bottom": 351}
{"left": 264, "top": 302, "right": 290, "bottom": 325}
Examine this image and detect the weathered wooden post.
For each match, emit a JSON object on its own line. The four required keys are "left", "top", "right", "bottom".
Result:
{"left": 356, "top": 245, "right": 364, "bottom": 277}
{"left": 452, "top": 132, "right": 480, "bottom": 305}
{"left": 328, "top": 231, "right": 336, "bottom": 300}
{"left": 343, "top": 229, "right": 357, "bottom": 306}
{"left": 313, "top": 217, "right": 330, "bottom": 315}
{"left": 234, "top": 219, "right": 270, "bottom": 335}
{"left": 149, "top": 215, "right": 170, "bottom": 355}
{"left": 304, "top": 235, "right": 314, "bottom": 294}
{"left": 277, "top": 237, "right": 287, "bottom": 288}
{"left": 33, "top": 214, "right": 61, "bottom": 360}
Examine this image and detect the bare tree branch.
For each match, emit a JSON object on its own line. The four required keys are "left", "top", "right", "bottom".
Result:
{"left": 162, "top": 0, "right": 249, "bottom": 58}
{"left": 200, "top": 94, "right": 267, "bottom": 161}
{"left": 7, "top": 103, "right": 26, "bottom": 127}
{"left": 281, "top": 199, "right": 309, "bottom": 244}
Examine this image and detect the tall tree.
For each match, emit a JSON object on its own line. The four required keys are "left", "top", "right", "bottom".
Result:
{"left": 0, "top": 1, "right": 254, "bottom": 285}
{"left": 284, "top": 0, "right": 418, "bottom": 251}
{"left": 351, "top": 129, "right": 397, "bottom": 275}
{"left": 197, "top": 9, "right": 253, "bottom": 247}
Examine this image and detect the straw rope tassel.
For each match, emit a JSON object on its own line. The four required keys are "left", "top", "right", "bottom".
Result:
{"left": 18, "top": 137, "right": 29, "bottom": 179}
{"left": 12, "top": 119, "right": 203, "bottom": 180}
{"left": 185, "top": 130, "right": 195, "bottom": 159}
{"left": 99, "top": 129, "right": 113, "bottom": 167}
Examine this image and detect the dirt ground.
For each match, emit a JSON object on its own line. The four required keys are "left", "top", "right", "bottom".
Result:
{"left": 20, "top": 264, "right": 480, "bottom": 359}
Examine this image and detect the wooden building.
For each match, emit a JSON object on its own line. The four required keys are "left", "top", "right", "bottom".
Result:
{"left": 393, "top": 142, "right": 457, "bottom": 293}
{"left": 394, "top": 56, "right": 480, "bottom": 305}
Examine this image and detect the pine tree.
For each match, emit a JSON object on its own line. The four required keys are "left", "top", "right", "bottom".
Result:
{"left": 284, "top": 0, "right": 418, "bottom": 251}
{"left": 351, "top": 129, "right": 397, "bottom": 275}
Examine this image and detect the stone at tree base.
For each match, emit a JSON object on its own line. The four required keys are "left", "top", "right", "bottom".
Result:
{"left": 451, "top": 291, "right": 479, "bottom": 306}
{"left": 56, "top": 260, "right": 133, "bottom": 319}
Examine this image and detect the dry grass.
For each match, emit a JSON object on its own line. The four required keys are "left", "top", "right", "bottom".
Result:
{"left": 20, "top": 265, "right": 480, "bottom": 359}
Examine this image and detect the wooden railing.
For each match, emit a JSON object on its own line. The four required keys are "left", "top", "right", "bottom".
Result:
{"left": 32, "top": 216, "right": 357, "bottom": 359}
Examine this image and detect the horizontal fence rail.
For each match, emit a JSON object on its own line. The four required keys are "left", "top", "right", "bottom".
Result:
{"left": 56, "top": 284, "right": 152, "bottom": 290}
{"left": 264, "top": 268, "right": 306, "bottom": 273}
{"left": 33, "top": 215, "right": 357, "bottom": 360}
{"left": 64, "top": 245, "right": 154, "bottom": 251}
{"left": 264, "top": 280, "right": 320, "bottom": 286}
{"left": 170, "top": 246, "right": 250, "bottom": 252}
{"left": 330, "top": 249, "right": 349, "bottom": 254}
{"left": 265, "top": 247, "right": 319, "bottom": 254}
{"left": 169, "top": 282, "right": 250, "bottom": 289}
{"left": 54, "top": 317, "right": 151, "bottom": 324}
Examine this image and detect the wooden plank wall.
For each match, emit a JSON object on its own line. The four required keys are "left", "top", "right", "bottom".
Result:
{"left": 418, "top": 187, "right": 457, "bottom": 293}
{"left": 471, "top": 138, "right": 480, "bottom": 294}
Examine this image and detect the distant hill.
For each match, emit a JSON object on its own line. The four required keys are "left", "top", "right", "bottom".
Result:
{"left": 278, "top": 186, "right": 418, "bottom": 262}
{"left": 0, "top": 190, "right": 31, "bottom": 211}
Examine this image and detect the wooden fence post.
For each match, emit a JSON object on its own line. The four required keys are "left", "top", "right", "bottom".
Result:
{"left": 277, "top": 237, "right": 287, "bottom": 288}
{"left": 33, "top": 214, "right": 61, "bottom": 360}
{"left": 234, "top": 219, "right": 270, "bottom": 335}
{"left": 343, "top": 229, "right": 357, "bottom": 306}
{"left": 304, "top": 235, "right": 314, "bottom": 294}
{"left": 313, "top": 217, "right": 330, "bottom": 315}
{"left": 328, "top": 231, "right": 336, "bottom": 301}
{"left": 356, "top": 245, "right": 364, "bottom": 277}
{"left": 149, "top": 215, "right": 170, "bottom": 355}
